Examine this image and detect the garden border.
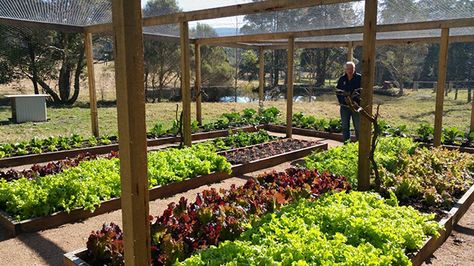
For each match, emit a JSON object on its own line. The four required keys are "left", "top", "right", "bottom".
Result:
{"left": 265, "top": 124, "right": 474, "bottom": 154}
{"left": 264, "top": 124, "right": 357, "bottom": 142}
{"left": 0, "top": 142, "right": 326, "bottom": 237}
{"left": 64, "top": 183, "right": 474, "bottom": 266}
{"left": 418, "top": 143, "right": 474, "bottom": 154}
{"left": 411, "top": 184, "right": 474, "bottom": 266}
{"left": 0, "top": 125, "right": 263, "bottom": 168}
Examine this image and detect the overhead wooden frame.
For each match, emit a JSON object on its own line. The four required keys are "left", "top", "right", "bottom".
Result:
{"left": 86, "top": 0, "right": 356, "bottom": 33}
{"left": 195, "top": 18, "right": 474, "bottom": 45}
{"left": 0, "top": 17, "right": 84, "bottom": 33}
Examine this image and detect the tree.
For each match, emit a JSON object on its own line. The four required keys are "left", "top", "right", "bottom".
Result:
{"left": 377, "top": 44, "right": 428, "bottom": 95}
{"left": 241, "top": 1, "right": 358, "bottom": 87}
{"left": 143, "top": 0, "right": 182, "bottom": 102}
{"left": 239, "top": 50, "right": 258, "bottom": 82}
{"left": 0, "top": 26, "right": 85, "bottom": 104}
{"left": 192, "top": 24, "right": 233, "bottom": 87}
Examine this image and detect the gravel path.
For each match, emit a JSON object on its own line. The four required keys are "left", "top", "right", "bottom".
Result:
{"left": 0, "top": 135, "right": 472, "bottom": 266}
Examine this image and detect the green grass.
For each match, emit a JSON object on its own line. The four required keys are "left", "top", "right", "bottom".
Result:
{"left": 0, "top": 90, "right": 471, "bottom": 143}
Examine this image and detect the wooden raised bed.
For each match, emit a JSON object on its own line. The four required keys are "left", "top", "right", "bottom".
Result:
{"left": 1, "top": 141, "right": 326, "bottom": 237}
{"left": 264, "top": 124, "right": 357, "bottom": 142}
{"left": 411, "top": 184, "right": 474, "bottom": 266}
{"left": 63, "top": 141, "right": 327, "bottom": 266}
{"left": 64, "top": 183, "right": 474, "bottom": 266}
{"left": 418, "top": 143, "right": 474, "bottom": 154}
{"left": 0, "top": 125, "right": 262, "bottom": 168}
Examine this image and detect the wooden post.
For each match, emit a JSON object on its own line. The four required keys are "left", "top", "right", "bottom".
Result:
{"left": 180, "top": 22, "right": 192, "bottom": 146}
{"left": 470, "top": 87, "right": 474, "bottom": 132}
{"left": 111, "top": 0, "right": 150, "bottom": 265}
{"left": 357, "top": 0, "right": 377, "bottom": 191}
{"left": 195, "top": 43, "right": 202, "bottom": 125}
{"left": 286, "top": 36, "right": 295, "bottom": 138}
{"left": 347, "top": 41, "right": 354, "bottom": 62}
{"left": 258, "top": 47, "right": 265, "bottom": 109}
{"left": 434, "top": 28, "right": 450, "bottom": 147}
{"left": 85, "top": 32, "right": 99, "bottom": 137}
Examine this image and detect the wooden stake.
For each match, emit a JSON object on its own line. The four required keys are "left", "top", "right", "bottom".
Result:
{"left": 84, "top": 32, "right": 99, "bottom": 138}
{"left": 258, "top": 47, "right": 265, "bottom": 108}
{"left": 471, "top": 88, "right": 474, "bottom": 132}
{"left": 180, "top": 22, "right": 192, "bottom": 146}
{"left": 195, "top": 44, "right": 202, "bottom": 125}
{"left": 357, "top": 0, "right": 377, "bottom": 191}
{"left": 286, "top": 37, "right": 295, "bottom": 138}
{"left": 347, "top": 41, "right": 354, "bottom": 62}
{"left": 111, "top": 0, "right": 150, "bottom": 265}
{"left": 434, "top": 28, "right": 450, "bottom": 147}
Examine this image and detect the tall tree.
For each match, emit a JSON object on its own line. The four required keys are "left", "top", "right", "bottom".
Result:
{"left": 0, "top": 26, "right": 85, "bottom": 104}
{"left": 192, "top": 24, "right": 233, "bottom": 87}
{"left": 143, "top": 0, "right": 182, "bottom": 102}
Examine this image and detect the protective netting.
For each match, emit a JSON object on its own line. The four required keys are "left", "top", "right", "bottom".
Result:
{"left": 0, "top": 0, "right": 112, "bottom": 26}
{"left": 0, "top": 0, "right": 472, "bottom": 42}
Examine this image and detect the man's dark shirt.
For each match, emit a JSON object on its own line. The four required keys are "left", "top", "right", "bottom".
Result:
{"left": 336, "top": 72, "right": 362, "bottom": 105}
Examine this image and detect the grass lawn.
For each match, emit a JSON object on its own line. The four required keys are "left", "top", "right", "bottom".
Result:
{"left": 0, "top": 90, "right": 471, "bottom": 143}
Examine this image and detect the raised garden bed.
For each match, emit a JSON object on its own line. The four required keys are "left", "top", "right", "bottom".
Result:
{"left": 418, "top": 142, "right": 474, "bottom": 154}
{"left": 0, "top": 141, "right": 326, "bottom": 237}
{"left": 64, "top": 183, "right": 474, "bottom": 266}
{"left": 0, "top": 125, "right": 263, "bottom": 168}
{"left": 264, "top": 124, "right": 357, "bottom": 142}
{"left": 411, "top": 184, "right": 474, "bottom": 266}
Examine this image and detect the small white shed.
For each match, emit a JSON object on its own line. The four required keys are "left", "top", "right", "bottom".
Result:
{"left": 5, "top": 94, "right": 49, "bottom": 123}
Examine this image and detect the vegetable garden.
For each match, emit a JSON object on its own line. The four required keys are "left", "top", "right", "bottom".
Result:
{"left": 0, "top": 0, "right": 474, "bottom": 266}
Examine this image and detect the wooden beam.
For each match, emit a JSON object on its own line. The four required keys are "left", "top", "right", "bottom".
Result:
{"left": 286, "top": 36, "right": 295, "bottom": 138}
{"left": 357, "top": 0, "right": 377, "bottom": 191}
{"left": 257, "top": 35, "right": 474, "bottom": 50}
{"left": 378, "top": 18, "right": 474, "bottom": 33}
{"left": 0, "top": 17, "right": 84, "bottom": 33}
{"left": 84, "top": 33, "right": 99, "bottom": 138}
{"left": 347, "top": 41, "right": 354, "bottom": 62}
{"left": 180, "top": 22, "right": 192, "bottom": 146}
{"left": 197, "top": 26, "right": 364, "bottom": 45}
{"left": 195, "top": 43, "right": 202, "bottom": 125}
{"left": 434, "top": 28, "right": 450, "bottom": 147}
{"left": 143, "top": 0, "right": 355, "bottom": 26}
{"left": 111, "top": 0, "right": 150, "bottom": 265}
{"left": 258, "top": 47, "right": 265, "bottom": 108}
{"left": 195, "top": 18, "right": 474, "bottom": 46}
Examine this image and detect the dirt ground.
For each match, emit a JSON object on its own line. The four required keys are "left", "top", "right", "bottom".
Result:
{"left": 0, "top": 136, "right": 472, "bottom": 265}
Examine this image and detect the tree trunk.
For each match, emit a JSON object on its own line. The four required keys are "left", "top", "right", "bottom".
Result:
{"left": 27, "top": 42, "right": 39, "bottom": 94}
{"left": 67, "top": 44, "right": 85, "bottom": 105}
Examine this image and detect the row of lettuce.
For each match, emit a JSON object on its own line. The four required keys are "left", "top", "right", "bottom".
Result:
{"left": 0, "top": 130, "right": 278, "bottom": 220}
{"left": 0, "top": 107, "right": 281, "bottom": 158}
{"left": 2, "top": 106, "right": 472, "bottom": 159}
{"left": 83, "top": 136, "right": 473, "bottom": 265}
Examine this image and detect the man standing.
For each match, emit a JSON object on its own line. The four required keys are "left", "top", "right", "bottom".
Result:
{"left": 336, "top": 61, "right": 361, "bottom": 143}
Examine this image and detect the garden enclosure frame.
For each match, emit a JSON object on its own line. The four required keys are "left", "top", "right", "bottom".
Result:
{"left": 1, "top": 0, "right": 474, "bottom": 264}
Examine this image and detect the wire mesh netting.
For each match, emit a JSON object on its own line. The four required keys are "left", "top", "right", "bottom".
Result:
{"left": 0, "top": 0, "right": 472, "bottom": 42}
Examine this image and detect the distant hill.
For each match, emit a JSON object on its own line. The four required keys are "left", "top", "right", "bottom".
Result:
{"left": 214, "top": 27, "right": 240, "bottom": 36}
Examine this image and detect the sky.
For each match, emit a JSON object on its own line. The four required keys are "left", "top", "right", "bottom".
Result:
{"left": 141, "top": 0, "right": 250, "bottom": 28}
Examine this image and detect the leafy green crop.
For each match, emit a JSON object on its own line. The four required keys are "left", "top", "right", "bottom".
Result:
{"left": 305, "top": 137, "right": 417, "bottom": 185}
{"left": 179, "top": 191, "right": 440, "bottom": 266}
{"left": 305, "top": 137, "right": 474, "bottom": 210}
{"left": 206, "top": 130, "right": 277, "bottom": 151}
{"left": 0, "top": 145, "right": 231, "bottom": 221}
